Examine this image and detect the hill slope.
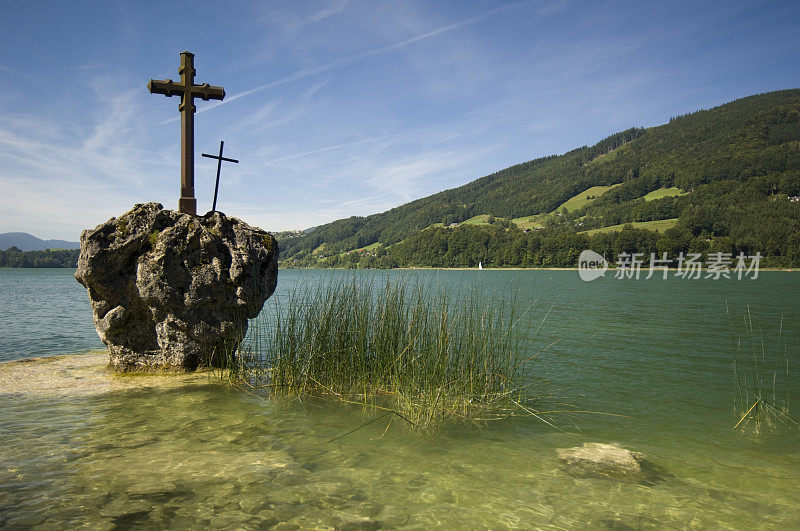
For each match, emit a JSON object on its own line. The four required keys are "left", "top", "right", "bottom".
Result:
{"left": 0, "top": 232, "right": 80, "bottom": 251}
{"left": 278, "top": 89, "right": 800, "bottom": 268}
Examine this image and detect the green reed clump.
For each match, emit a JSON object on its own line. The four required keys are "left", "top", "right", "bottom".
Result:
{"left": 728, "top": 304, "right": 797, "bottom": 434}
{"left": 226, "top": 278, "right": 554, "bottom": 429}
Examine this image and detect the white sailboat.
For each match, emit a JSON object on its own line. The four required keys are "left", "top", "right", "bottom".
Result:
{"left": 478, "top": 261, "right": 483, "bottom": 270}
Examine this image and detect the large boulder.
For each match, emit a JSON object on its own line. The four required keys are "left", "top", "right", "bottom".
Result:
{"left": 75, "top": 202, "right": 278, "bottom": 372}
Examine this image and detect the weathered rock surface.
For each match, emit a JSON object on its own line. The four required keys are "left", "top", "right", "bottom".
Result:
{"left": 75, "top": 202, "right": 277, "bottom": 372}
{"left": 556, "top": 442, "right": 645, "bottom": 477}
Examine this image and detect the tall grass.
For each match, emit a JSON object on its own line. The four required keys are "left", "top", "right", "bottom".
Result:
{"left": 727, "top": 304, "right": 796, "bottom": 433}
{"left": 219, "top": 278, "right": 556, "bottom": 429}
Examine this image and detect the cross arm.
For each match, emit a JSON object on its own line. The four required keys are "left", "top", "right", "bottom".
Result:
{"left": 148, "top": 79, "right": 183, "bottom": 97}
{"left": 191, "top": 83, "right": 225, "bottom": 101}
{"left": 202, "top": 153, "right": 239, "bottom": 163}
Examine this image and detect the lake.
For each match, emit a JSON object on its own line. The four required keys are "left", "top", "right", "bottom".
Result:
{"left": 1, "top": 268, "right": 798, "bottom": 528}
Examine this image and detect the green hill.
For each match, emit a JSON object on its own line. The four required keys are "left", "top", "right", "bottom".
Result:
{"left": 279, "top": 89, "right": 800, "bottom": 268}
{"left": 0, "top": 232, "right": 79, "bottom": 252}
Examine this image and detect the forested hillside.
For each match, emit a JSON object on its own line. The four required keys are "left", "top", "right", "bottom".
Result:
{"left": 281, "top": 89, "right": 800, "bottom": 268}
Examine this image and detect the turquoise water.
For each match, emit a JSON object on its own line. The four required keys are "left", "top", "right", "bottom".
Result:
{"left": 1, "top": 268, "right": 798, "bottom": 528}
{"left": 0, "top": 268, "right": 102, "bottom": 361}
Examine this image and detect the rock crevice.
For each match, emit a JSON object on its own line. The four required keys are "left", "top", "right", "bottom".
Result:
{"left": 76, "top": 202, "right": 278, "bottom": 372}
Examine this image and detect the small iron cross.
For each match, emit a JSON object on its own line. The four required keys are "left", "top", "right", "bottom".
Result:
{"left": 202, "top": 141, "right": 238, "bottom": 213}
{"left": 148, "top": 51, "right": 225, "bottom": 215}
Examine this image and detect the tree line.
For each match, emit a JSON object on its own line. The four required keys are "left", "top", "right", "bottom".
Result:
{"left": 285, "top": 188, "right": 800, "bottom": 269}
{"left": 0, "top": 247, "right": 80, "bottom": 268}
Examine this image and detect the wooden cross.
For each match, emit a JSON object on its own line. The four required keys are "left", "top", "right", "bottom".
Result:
{"left": 202, "top": 140, "right": 239, "bottom": 213}
{"left": 148, "top": 51, "right": 225, "bottom": 215}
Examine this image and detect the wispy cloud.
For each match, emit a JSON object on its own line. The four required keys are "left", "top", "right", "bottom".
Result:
{"left": 0, "top": 69, "right": 182, "bottom": 238}
{"left": 153, "top": 1, "right": 528, "bottom": 126}
{"left": 4, "top": 0, "right": 798, "bottom": 238}
{"left": 302, "top": 77, "right": 330, "bottom": 100}
{"left": 257, "top": 129, "right": 415, "bottom": 166}
{"left": 81, "top": 89, "right": 139, "bottom": 153}
{"left": 364, "top": 152, "right": 462, "bottom": 202}
{"left": 303, "top": 0, "right": 351, "bottom": 26}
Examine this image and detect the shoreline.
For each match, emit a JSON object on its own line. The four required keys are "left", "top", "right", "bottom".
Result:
{"left": 2, "top": 266, "right": 799, "bottom": 272}
{"left": 281, "top": 266, "right": 800, "bottom": 272}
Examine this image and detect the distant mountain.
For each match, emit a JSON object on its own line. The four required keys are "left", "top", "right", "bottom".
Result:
{"left": 280, "top": 89, "right": 800, "bottom": 268}
{"left": 0, "top": 232, "right": 80, "bottom": 251}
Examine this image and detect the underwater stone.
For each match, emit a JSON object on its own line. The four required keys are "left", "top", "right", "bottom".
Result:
{"left": 125, "top": 480, "right": 180, "bottom": 498}
{"left": 75, "top": 202, "right": 278, "bottom": 372}
{"left": 238, "top": 492, "right": 270, "bottom": 514}
{"left": 286, "top": 509, "right": 378, "bottom": 530}
{"left": 556, "top": 442, "right": 645, "bottom": 476}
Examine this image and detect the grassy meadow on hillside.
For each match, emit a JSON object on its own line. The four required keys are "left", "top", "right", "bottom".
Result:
{"left": 279, "top": 90, "right": 800, "bottom": 269}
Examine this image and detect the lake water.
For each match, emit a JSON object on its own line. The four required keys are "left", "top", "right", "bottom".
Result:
{"left": 1, "top": 268, "right": 798, "bottom": 528}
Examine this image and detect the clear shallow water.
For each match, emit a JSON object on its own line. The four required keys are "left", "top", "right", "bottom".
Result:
{"left": 1, "top": 268, "right": 799, "bottom": 528}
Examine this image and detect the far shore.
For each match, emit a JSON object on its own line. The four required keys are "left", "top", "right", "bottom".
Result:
{"left": 1, "top": 266, "right": 798, "bottom": 272}
{"left": 281, "top": 266, "right": 800, "bottom": 272}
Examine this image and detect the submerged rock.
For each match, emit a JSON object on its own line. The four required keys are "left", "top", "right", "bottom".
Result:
{"left": 556, "top": 442, "right": 646, "bottom": 478}
{"left": 125, "top": 480, "right": 180, "bottom": 499}
{"left": 75, "top": 202, "right": 278, "bottom": 372}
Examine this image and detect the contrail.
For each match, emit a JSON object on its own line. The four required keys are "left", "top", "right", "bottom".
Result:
{"left": 158, "top": 1, "right": 527, "bottom": 124}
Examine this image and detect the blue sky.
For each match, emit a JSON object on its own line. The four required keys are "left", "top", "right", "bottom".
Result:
{"left": 1, "top": 0, "right": 798, "bottom": 240}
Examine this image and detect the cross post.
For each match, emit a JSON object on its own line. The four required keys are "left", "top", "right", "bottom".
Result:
{"left": 148, "top": 51, "right": 225, "bottom": 215}
{"left": 202, "top": 140, "right": 239, "bottom": 213}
